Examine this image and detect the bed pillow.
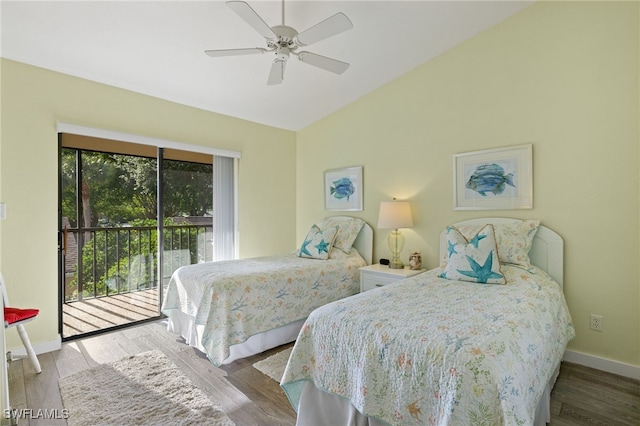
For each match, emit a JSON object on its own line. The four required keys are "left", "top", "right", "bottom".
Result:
{"left": 439, "top": 224, "right": 506, "bottom": 284}
{"left": 320, "top": 217, "right": 365, "bottom": 254}
{"left": 450, "top": 220, "right": 540, "bottom": 271}
{"left": 328, "top": 246, "right": 360, "bottom": 259}
{"left": 299, "top": 225, "right": 338, "bottom": 260}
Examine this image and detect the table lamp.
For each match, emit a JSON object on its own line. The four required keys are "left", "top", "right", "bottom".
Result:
{"left": 377, "top": 199, "right": 413, "bottom": 269}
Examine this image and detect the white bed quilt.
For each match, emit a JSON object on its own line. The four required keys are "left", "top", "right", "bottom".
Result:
{"left": 281, "top": 265, "right": 575, "bottom": 425}
{"left": 161, "top": 250, "right": 365, "bottom": 366}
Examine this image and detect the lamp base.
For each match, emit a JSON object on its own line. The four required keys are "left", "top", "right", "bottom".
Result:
{"left": 387, "top": 229, "right": 406, "bottom": 269}
{"left": 389, "top": 259, "right": 404, "bottom": 269}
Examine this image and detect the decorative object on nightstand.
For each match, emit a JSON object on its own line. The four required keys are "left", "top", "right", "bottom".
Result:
{"left": 377, "top": 199, "right": 413, "bottom": 269}
{"left": 409, "top": 251, "right": 422, "bottom": 270}
{"left": 359, "top": 264, "right": 425, "bottom": 292}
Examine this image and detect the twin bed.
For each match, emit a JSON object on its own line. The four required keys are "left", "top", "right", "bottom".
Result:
{"left": 161, "top": 216, "right": 373, "bottom": 366}
{"left": 281, "top": 218, "right": 574, "bottom": 426}
{"left": 162, "top": 216, "right": 574, "bottom": 426}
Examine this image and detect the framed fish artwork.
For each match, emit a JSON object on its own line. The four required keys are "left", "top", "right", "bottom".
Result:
{"left": 453, "top": 144, "right": 532, "bottom": 210}
{"left": 324, "top": 166, "right": 363, "bottom": 211}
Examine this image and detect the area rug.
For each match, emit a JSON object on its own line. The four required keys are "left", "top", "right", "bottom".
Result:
{"left": 253, "top": 347, "right": 293, "bottom": 382}
{"left": 58, "top": 350, "right": 235, "bottom": 426}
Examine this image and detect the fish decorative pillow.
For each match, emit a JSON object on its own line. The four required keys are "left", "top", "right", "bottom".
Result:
{"left": 299, "top": 225, "right": 339, "bottom": 260}
{"left": 439, "top": 224, "right": 506, "bottom": 284}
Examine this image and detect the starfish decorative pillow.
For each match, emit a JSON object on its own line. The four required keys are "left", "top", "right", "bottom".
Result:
{"left": 299, "top": 225, "right": 339, "bottom": 260}
{"left": 439, "top": 224, "right": 506, "bottom": 284}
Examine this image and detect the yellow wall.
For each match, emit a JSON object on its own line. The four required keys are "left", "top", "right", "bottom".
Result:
{"left": 1, "top": 1, "right": 638, "bottom": 373}
{"left": 0, "top": 58, "right": 297, "bottom": 348}
{"left": 297, "top": 2, "right": 639, "bottom": 368}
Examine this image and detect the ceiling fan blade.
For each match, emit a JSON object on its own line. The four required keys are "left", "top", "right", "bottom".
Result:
{"left": 297, "top": 51, "right": 349, "bottom": 74}
{"left": 205, "top": 48, "right": 267, "bottom": 57}
{"left": 226, "top": 1, "right": 277, "bottom": 40}
{"left": 267, "top": 59, "right": 286, "bottom": 85}
{"left": 295, "top": 12, "right": 353, "bottom": 46}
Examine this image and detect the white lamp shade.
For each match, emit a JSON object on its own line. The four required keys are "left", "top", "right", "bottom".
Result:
{"left": 377, "top": 201, "right": 413, "bottom": 229}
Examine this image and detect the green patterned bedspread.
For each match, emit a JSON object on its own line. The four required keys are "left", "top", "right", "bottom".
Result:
{"left": 161, "top": 250, "right": 365, "bottom": 366}
{"left": 281, "top": 265, "right": 575, "bottom": 425}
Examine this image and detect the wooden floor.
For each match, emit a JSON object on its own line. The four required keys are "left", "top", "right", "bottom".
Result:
{"left": 7, "top": 320, "right": 640, "bottom": 425}
{"left": 62, "top": 289, "right": 161, "bottom": 338}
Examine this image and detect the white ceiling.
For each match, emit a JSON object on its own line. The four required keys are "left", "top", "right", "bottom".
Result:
{"left": 1, "top": 1, "right": 533, "bottom": 131}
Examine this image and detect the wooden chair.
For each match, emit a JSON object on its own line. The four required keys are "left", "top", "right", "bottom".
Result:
{"left": 1, "top": 272, "right": 41, "bottom": 373}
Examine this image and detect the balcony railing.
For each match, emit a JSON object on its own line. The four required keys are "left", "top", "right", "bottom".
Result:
{"left": 64, "top": 224, "right": 212, "bottom": 302}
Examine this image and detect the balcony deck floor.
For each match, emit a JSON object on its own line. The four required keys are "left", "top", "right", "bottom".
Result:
{"left": 62, "top": 288, "right": 162, "bottom": 338}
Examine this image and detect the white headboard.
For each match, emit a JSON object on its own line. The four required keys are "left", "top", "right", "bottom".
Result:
{"left": 326, "top": 216, "right": 373, "bottom": 265}
{"left": 439, "top": 218, "right": 564, "bottom": 286}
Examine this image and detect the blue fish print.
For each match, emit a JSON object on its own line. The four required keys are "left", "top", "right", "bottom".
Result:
{"left": 330, "top": 177, "right": 355, "bottom": 200}
{"left": 466, "top": 163, "right": 515, "bottom": 196}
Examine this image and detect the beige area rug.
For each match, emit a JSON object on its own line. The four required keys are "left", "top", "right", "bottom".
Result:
{"left": 58, "top": 350, "right": 235, "bottom": 426}
{"left": 253, "top": 347, "right": 293, "bottom": 382}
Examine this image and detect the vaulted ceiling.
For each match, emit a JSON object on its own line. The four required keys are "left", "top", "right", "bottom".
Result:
{"left": 1, "top": 1, "right": 533, "bottom": 131}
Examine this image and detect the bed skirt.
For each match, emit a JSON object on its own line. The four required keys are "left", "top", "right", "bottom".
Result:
{"left": 165, "top": 310, "right": 305, "bottom": 365}
{"left": 293, "top": 364, "right": 560, "bottom": 426}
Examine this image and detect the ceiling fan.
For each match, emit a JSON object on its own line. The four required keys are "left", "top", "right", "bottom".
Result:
{"left": 205, "top": 0, "right": 353, "bottom": 85}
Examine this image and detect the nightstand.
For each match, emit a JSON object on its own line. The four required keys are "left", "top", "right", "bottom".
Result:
{"left": 359, "top": 264, "right": 425, "bottom": 292}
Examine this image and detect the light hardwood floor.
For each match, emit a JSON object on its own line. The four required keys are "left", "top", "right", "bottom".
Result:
{"left": 7, "top": 320, "right": 640, "bottom": 425}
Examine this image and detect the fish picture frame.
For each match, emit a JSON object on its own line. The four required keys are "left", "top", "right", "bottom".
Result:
{"left": 324, "top": 166, "right": 363, "bottom": 211}
{"left": 453, "top": 144, "right": 532, "bottom": 210}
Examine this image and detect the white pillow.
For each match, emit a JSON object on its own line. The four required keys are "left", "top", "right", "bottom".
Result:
{"left": 439, "top": 224, "right": 506, "bottom": 284}
{"left": 299, "top": 225, "right": 338, "bottom": 260}
{"left": 320, "top": 217, "right": 365, "bottom": 254}
{"left": 328, "top": 246, "right": 360, "bottom": 260}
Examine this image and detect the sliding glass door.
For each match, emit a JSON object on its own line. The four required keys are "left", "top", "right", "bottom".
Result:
{"left": 59, "top": 142, "right": 213, "bottom": 339}
{"left": 160, "top": 156, "right": 213, "bottom": 286}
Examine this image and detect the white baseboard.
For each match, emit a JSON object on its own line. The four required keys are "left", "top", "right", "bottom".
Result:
{"left": 7, "top": 335, "right": 62, "bottom": 358}
{"left": 564, "top": 349, "right": 640, "bottom": 380}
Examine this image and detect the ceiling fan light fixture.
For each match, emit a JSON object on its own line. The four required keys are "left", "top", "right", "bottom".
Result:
{"left": 206, "top": 0, "right": 352, "bottom": 85}
{"left": 275, "top": 46, "right": 290, "bottom": 61}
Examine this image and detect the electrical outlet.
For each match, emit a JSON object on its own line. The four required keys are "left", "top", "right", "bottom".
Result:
{"left": 590, "top": 314, "right": 603, "bottom": 331}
